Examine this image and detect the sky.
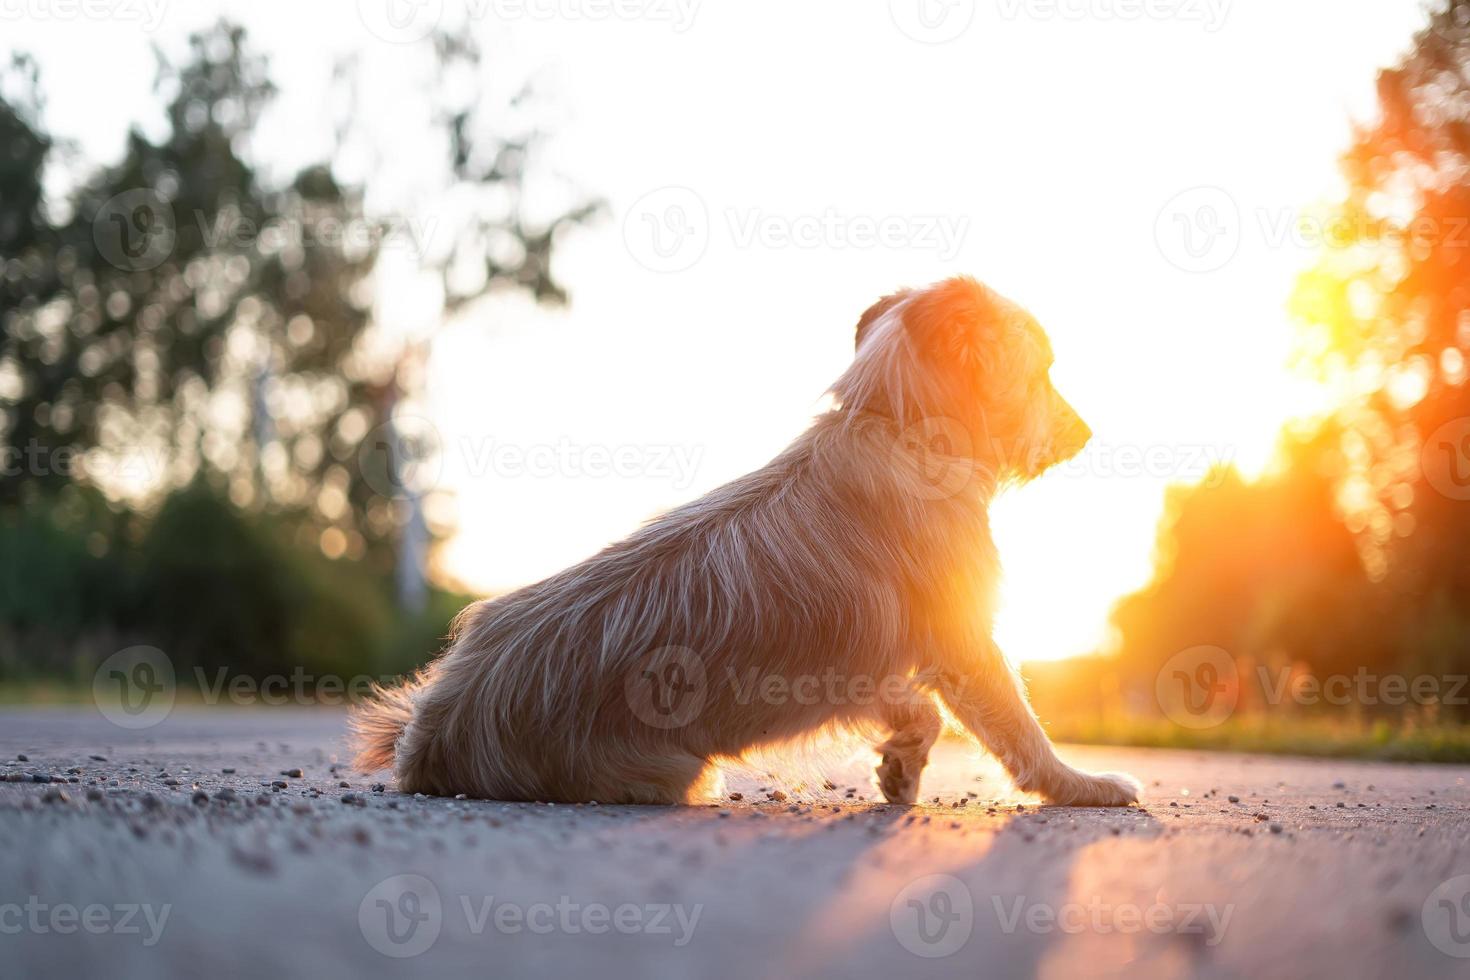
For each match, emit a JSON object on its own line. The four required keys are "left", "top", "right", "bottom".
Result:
{"left": 0, "top": 0, "right": 1436, "bottom": 662}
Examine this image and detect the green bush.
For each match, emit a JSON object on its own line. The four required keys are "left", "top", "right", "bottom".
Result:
{"left": 0, "top": 484, "right": 468, "bottom": 695}
{"left": 0, "top": 489, "right": 134, "bottom": 678}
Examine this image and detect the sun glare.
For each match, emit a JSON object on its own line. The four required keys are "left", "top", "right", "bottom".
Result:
{"left": 436, "top": 240, "right": 1331, "bottom": 666}
{"left": 415, "top": 2, "right": 1407, "bottom": 668}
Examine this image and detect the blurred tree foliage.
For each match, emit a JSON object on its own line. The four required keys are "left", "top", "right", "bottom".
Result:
{"left": 0, "top": 22, "right": 596, "bottom": 684}
{"left": 1092, "top": 0, "right": 1470, "bottom": 726}
{"left": 1111, "top": 427, "right": 1375, "bottom": 677}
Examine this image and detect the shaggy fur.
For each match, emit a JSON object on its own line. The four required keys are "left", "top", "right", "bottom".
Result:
{"left": 352, "top": 276, "right": 1141, "bottom": 807}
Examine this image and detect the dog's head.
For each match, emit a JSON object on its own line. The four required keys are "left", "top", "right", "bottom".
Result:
{"left": 838, "top": 276, "right": 1090, "bottom": 482}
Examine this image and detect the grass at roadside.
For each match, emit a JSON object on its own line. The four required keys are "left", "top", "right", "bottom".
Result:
{"left": 0, "top": 680, "right": 99, "bottom": 705}
{"left": 1042, "top": 715, "right": 1470, "bottom": 764}
{"left": 0, "top": 680, "right": 386, "bottom": 709}
{"left": 8, "top": 680, "right": 1470, "bottom": 763}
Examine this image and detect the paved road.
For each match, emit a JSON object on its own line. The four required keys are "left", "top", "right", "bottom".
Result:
{"left": 1, "top": 707, "right": 1468, "bottom": 979}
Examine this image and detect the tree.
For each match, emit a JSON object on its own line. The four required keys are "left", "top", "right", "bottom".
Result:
{"left": 1285, "top": 0, "right": 1470, "bottom": 685}
{"left": 0, "top": 22, "right": 599, "bottom": 581}
{"left": 1291, "top": 0, "right": 1470, "bottom": 594}
{"left": 1108, "top": 425, "right": 1375, "bottom": 676}
{"left": 1099, "top": 1, "right": 1470, "bottom": 720}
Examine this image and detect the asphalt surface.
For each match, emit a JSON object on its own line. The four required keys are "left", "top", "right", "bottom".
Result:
{"left": 1, "top": 707, "right": 1468, "bottom": 979}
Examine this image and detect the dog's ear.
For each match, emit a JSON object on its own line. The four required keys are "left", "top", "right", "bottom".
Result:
{"left": 898, "top": 277, "right": 999, "bottom": 367}
{"left": 854, "top": 290, "right": 911, "bottom": 350}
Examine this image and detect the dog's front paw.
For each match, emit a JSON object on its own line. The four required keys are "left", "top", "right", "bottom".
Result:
{"left": 876, "top": 753, "right": 921, "bottom": 805}
{"left": 1042, "top": 771, "right": 1141, "bottom": 807}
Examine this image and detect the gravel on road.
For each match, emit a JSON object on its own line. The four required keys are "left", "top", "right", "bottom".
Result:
{"left": 1, "top": 707, "right": 1468, "bottom": 979}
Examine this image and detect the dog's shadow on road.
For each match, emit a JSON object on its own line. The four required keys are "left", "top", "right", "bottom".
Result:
{"left": 746, "top": 802, "right": 1177, "bottom": 979}
{"left": 379, "top": 786, "right": 1193, "bottom": 977}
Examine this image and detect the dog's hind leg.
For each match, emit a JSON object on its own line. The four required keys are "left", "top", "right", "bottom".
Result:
{"left": 594, "top": 750, "right": 718, "bottom": 805}
{"left": 936, "top": 647, "right": 1140, "bottom": 807}
{"left": 874, "top": 685, "right": 943, "bottom": 804}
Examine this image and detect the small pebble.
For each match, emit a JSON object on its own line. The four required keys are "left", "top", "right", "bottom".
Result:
{"left": 230, "top": 848, "right": 275, "bottom": 875}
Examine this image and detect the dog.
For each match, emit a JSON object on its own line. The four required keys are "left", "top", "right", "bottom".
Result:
{"left": 352, "top": 276, "right": 1141, "bottom": 808}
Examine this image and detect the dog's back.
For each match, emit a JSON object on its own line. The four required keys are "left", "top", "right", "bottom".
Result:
{"left": 351, "top": 412, "right": 979, "bottom": 803}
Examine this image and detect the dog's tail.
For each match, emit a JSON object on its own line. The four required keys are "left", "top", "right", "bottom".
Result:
{"left": 349, "top": 674, "right": 425, "bottom": 773}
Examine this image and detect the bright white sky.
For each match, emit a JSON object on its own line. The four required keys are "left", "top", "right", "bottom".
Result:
{"left": 2, "top": 0, "right": 1433, "bottom": 661}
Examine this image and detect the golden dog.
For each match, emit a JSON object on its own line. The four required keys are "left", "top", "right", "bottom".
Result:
{"left": 353, "top": 276, "right": 1141, "bottom": 808}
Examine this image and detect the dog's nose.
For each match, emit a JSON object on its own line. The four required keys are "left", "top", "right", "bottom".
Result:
{"left": 1055, "top": 408, "right": 1091, "bottom": 463}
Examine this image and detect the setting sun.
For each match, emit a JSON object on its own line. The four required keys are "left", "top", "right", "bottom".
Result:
{"left": 398, "top": 4, "right": 1422, "bottom": 665}
{"left": 432, "top": 176, "right": 1342, "bottom": 665}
